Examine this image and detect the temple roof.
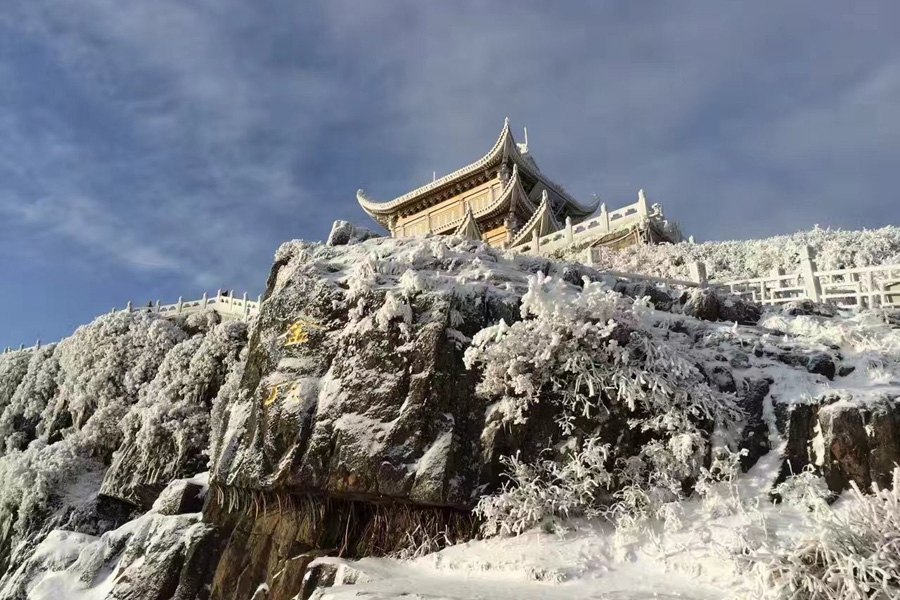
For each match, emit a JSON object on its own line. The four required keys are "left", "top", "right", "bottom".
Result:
{"left": 510, "top": 190, "right": 561, "bottom": 248}
{"left": 356, "top": 119, "right": 600, "bottom": 229}
{"left": 433, "top": 164, "right": 534, "bottom": 235}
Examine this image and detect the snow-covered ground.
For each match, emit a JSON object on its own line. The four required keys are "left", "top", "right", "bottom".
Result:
{"left": 304, "top": 417, "right": 806, "bottom": 600}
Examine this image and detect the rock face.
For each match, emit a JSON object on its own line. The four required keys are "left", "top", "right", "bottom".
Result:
{"left": 736, "top": 379, "right": 771, "bottom": 472}
{"left": 0, "top": 478, "right": 217, "bottom": 600}
{"left": 679, "top": 288, "right": 762, "bottom": 325}
{"left": 325, "top": 220, "right": 382, "bottom": 247}
{"left": 776, "top": 397, "right": 900, "bottom": 493}
{"left": 203, "top": 238, "right": 596, "bottom": 597}
{"left": 211, "top": 238, "right": 527, "bottom": 506}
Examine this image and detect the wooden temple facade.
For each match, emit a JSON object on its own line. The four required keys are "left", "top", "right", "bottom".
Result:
{"left": 356, "top": 119, "right": 681, "bottom": 251}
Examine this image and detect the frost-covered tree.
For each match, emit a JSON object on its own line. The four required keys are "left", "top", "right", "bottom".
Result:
{"left": 0, "top": 345, "right": 60, "bottom": 454}
{"left": 105, "top": 321, "right": 248, "bottom": 497}
{"left": 0, "top": 351, "right": 31, "bottom": 415}
{"left": 466, "top": 273, "right": 741, "bottom": 537}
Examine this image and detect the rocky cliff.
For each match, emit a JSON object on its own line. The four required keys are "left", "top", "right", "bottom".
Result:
{"left": 0, "top": 234, "right": 898, "bottom": 600}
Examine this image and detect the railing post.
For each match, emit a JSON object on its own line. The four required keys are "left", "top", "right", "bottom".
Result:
{"left": 202, "top": 292, "right": 208, "bottom": 309}
{"left": 35, "top": 339, "right": 41, "bottom": 350}
{"left": 155, "top": 300, "right": 161, "bottom": 314}
{"left": 772, "top": 267, "right": 784, "bottom": 286}
{"left": 688, "top": 235, "right": 696, "bottom": 244}
{"left": 532, "top": 230, "right": 540, "bottom": 256}
{"left": 177, "top": 296, "right": 183, "bottom": 314}
{"left": 565, "top": 216, "right": 573, "bottom": 244}
{"left": 689, "top": 261, "right": 708, "bottom": 287}
{"left": 600, "top": 203, "right": 609, "bottom": 232}
{"left": 800, "top": 246, "right": 822, "bottom": 303}
{"left": 637, "top": 189, "right": 649, "bottom": 218}
{"left": 126, "top": 301, "right": 133, "bottom": 313}
{"left": 243, "top": 292, "right": 249, "bottom": 320}
{"left": 863, "top": 271, "right": 874, "bottom": 308}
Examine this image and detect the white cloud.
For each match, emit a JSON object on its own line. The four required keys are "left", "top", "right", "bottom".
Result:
{"left": 1, "top": 0, "right": 898, "bottom": 288}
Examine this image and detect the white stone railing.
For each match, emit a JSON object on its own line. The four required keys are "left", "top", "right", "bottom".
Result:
{"left": 513, "top": 192, "right": 681, "bottom": 256}
{"left": 3, "top": 290, "right": 262, "bottom": 355}
{"left": 720, "top": 248, "right": 900, "bottom": 309}
{"left": 580, "top": 256, "right": 900, "bottom": 312}
{"left": 582, "top": 244, "right": 900, "bottom": 310}
{"left": 117, "top": 290, "right": 262, "bottom": 322}
{"left": 2, "top": 340, "right": 48, "bottom": 354}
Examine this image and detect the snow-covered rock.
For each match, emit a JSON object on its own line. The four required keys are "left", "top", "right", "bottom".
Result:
{"left": 325, "top": 220, "right": 383, "bottom": 247}
{"left": 2, "top": 230, "right": 900, "bottom": 600}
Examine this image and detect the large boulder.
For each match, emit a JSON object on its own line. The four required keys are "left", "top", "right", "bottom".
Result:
{"left": 679, "top": 288, "right": 761, "bottom": 325}
{"left": 775, "top": 397, "right": 900, "bottom": 493}
{"left": 325, "top": 220, "right": 382, "bottom": 247}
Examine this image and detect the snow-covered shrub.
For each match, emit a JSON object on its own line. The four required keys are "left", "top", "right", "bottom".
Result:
{"left": 477, "top": 439, "right": 613, "bottom": 536}
{"left": 564, "top": 226, "right": 900, "bottom": 282}
{"left": 693, "top": 447, "right": 748, "bottom": 519}
{"left": 0, "top": 351, "right": 31, "bottom": 413}
{"left": 113, "top": 321, "right": 248, "bottom": 480}
{"left": 758, "top": 468, "right": 900, "bottom": 600}
{"left": 467, "top": 272, "right": 741, "bottom": 536}
{"left": 772, "top": 466, "right": 832, "bottom": 519}
{"left": 0, "top": 345, "right": 60, "bottom": 454}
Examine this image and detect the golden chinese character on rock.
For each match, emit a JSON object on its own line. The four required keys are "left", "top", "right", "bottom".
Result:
{"left": 283, "top": 317, "right": 324, "bottom": 347}
{"left": 264, "top": 385, "right": 279, "bottom": 407}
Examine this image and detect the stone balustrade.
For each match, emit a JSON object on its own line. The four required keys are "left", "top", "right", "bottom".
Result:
{"left": 513, "top": 191, "right": 681, "bottom": 256}
{"left": 3, "top": 290, "right": 262, "bottom": 354}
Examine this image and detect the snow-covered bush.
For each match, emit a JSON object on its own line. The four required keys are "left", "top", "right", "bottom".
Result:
{"left": 565, "top": 226, "right": 900, "bottom": 282}
{"left": 0, "top": 351, "right": 31, "bottom": 413}
{"left": 758, "top": 468, "right": 900, "bottom": 600}
{"left": 112, "top": 320, "right": 248, "bottom": 482}
{"left": 0, "top": 310, "right": 250, "bottom": 584}
{"left": 0, "top": 345, "right": 59, "bottom": 454}
{"left": 467, "top": 272, "right": 741, "bottom": 537}
{"left": 772, "top": 466, "right": 833, "bottom": 519}
{"left": 477, "top": 439, "right": 613, "bottom": 536}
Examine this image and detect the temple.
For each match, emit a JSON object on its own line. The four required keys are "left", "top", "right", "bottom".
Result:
{"left": 356, "top": 119, "right": 682, "bottom": 251}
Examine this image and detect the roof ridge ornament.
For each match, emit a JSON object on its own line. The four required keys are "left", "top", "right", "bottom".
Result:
{"left": 453, "top": 202, "right": 482, "bottom": 241}
{"left": 509, "top": 189, "right": 561, "bottom": 248}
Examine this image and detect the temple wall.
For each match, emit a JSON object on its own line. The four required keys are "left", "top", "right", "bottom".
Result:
{"left": 482, "top": 224, "right": 508, "bottom": 248}
{"left": 396, "top": 178, "right": 502, "bottom": 238}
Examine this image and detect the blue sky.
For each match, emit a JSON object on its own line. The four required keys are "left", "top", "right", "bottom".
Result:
{"left": 1, "top": 2, "right": 898, "bottom": 348}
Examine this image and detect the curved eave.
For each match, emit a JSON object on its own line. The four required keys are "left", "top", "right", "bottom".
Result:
{"left": 511, "top": 154, "right": 600, "bottom": 218}
{"left": 356, "top": 118, "right": 517, "bottom": 220}
{"left": 434, "top": 164, "right": 534, "bottom": 235}
{"left": 509, "top": 191, "right": 561, "bottom": 248}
